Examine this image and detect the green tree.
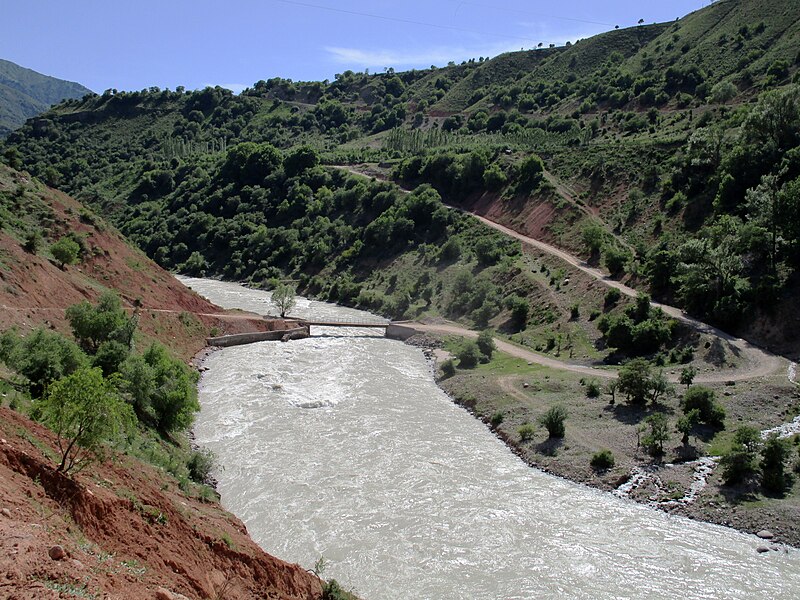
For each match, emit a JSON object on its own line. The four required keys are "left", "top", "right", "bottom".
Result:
{"left": 457, "top": 340, "right": 482, "bottom": 368}
{"left": 539, "top": 405, "right": 567, "bottom": 438}
{"left": 617, "top": 358, "right": 654, "bottom": 405}
{"left": 681, "top": 385, "right": 725, "bottom": 427}
{"left": 50, "top": 237, "right": 80, "bottom": 269}
{"left": 506, "top": 295, "right": 530, "bottom": 331}
{"left": 140, "top": 343, "right": 200, "bottom": 433}
{"left": 676, "top": 408, "right": 700, "bottom": 447}
{"left": 680, "top": 366, "right": 697, "bottom": 389}
{"left": 38, "top": 367, "right": 134, "bottom": 473}
{"left": 761, "top": 435, "right": 791, "bottom": 494}
{"left": 476, "top": 330, "right": 496, "bottom": 362}
{"left": 708, "top": 81, "right": 737, "bottom": 104}
{"left": 66, "top": 292, "right": 135, "bottom": 354}
{"left": 271, "top": 284, "right": 297, "bottom": 317}
{"left": 641, "top": 413, "right": 669, "bottom": 456}
{"left": 0, "top": 328, "right": 88, "bottom": 397}
{"left": 721, "top": 426, "right": 761, "bottom": 485}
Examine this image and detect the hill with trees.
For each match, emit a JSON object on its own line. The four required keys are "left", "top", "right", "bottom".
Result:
{"left": 3, "top": 0, "right": 798, "bottom": 356}
{"left": 0, "top": 58, "right": 92, "bottom": 137}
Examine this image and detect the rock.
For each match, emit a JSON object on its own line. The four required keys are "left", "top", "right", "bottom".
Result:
{"left": 0, "top": 508, "right": 11, "bottom": 518}
{"left": 48, "top": 545, "right": 66, "bottom": 560}
{"left": 155, "top": 588, "right": 174, "bottom": 600}
{"left": 756, "top": 530, "right": 775, "bottom": 540}
{"left": 756, "top": 546, "right": 770, "bottom": 553}
{"left": 522, "top": 383, "right": 529, "bottom": 388}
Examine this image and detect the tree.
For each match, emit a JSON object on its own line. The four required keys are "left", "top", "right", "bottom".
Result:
{"left": 539, "top": 405, "right": 567, "bottom": 438}
{"left": 681, "top": 385, "right": 725, "bottom": 427}
{"left": 271, "top": 284, "right": 296, "bottom": 317}
{"left": 476, "top": 330, "right": 495, "bottom": 362}
{"left": 66, "top": 292, "right": 135, "bottom": 354}
{"left": 0, "top": 328, "right": 88, "bottom": 397}
{"left": 139, "top": 343, "right": 200, "bottom": 433}
{"left": 720, "top": 426, "right": 761, "bottom": 485}
{"left": 506, "top": 295, "right": 530, "bottom": 331}
{"left": 50, "top": 237, "right": 80, "bottom": 269}
{"left": 761, "top": 435, "right": 791, "bottom": 494}
{"left": 457, "top": 340, "right": 482, "bottom": 368}
{"left": 676, "top": 408, "right": 700, "bottom": 447}
{"left": 38, "top": 367, "right": 134, "bottom": 473}
{"left": 617, "top": 358, "right": 654, "bottom": 404}
{"left": 709, "top": 81, "right": 737, "bottom": 104}
{"left": 680, "top": 366, "right": 697, "bottom": 389}
{"left": 641, "top": 413, "right": 669, "bottom": 456}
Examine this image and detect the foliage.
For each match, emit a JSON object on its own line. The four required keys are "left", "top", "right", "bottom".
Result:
{"left": 476, "top": 330, "right": 495, "bottom": 362}
{"left": 50, "top": 236, "right": 80, "bottom": 268}
{"left": 720, "top": 426, "right": 761, "bottom": 485}
{"left": 641, "top": 412, "right": 669, "bottom": 456}
{"left": 440, "top": 358, "right": 456, "bottom": 378}
{"left": 518, "top": 423, "right": 536, "bottom": 442}
{"left": 38, "top": 367, "right": 134, "bottom": 473}
{"left": 681, "top": 385, "right": 726, "bottom": 428}
{"left": 590, "top": 449, "right": 615, "bottom": 470}
{"left": 0, "top": 328, "right": 87, "bottom": 397}
{"left": 539, "top": 405, "right": 567, "bottom": 438}
{"left": 187, "top": 448, "right": 215, "bottom": 484}
{"left": 761, "top": 435, "right": 791, "bottom": 494}
{"left": 65, "top": 292, "right": 135, "bottom": 354}
{"left": 585, "top": 380, "right": 601, "bottom": 398}
{"left": 456, "top": 340, "right": 482, "bottom": 369}
{"left": 617, "top": 358, "right": 660, "bottom": 404}
{"left": 505, "top": 295, "right": 530, "bottom": 331}
{"left": 597, "top": 294, "right": 675, "bottom": 356}
{"left": 271, "top": 283, "right": 297, "bottom": 317}
{"left": 676, "top": 408, "right": 700, "bottom": 446}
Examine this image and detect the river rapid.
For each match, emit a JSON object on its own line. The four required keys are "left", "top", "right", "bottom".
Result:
{"left": 184, "top": 277, "right": 800, "bottom": 600}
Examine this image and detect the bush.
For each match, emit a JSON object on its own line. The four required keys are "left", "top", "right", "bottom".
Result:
{"left": 518, "top": 423, "right": 536, "bottom": 442}
{"left": 23, "top": 230, "right": 42, "bottom": 253}
{"left": 681, "top": 385, "right": 725, "bottom": 428}
{"left": 604, "top": 288, "right": 621, "bottom": 308}
{"left": 721, "top": 426, "right": 761, "bottom": 485}
{"left": 586, "top": 380, "right": 601, "bottom": 398}
{"left": 476, "top": 330, "right": 495, "bottom": 361}
{"left": 457, "top": 341, "right": 482, "bottom": 368}
{"left": 761, "top": 435, "right": 791, "bottom": 494}
{"left": 506, "top": 296, "right": 530, "bottom": 331}
{"left": 51, "top": 237, "right": 81, "bottom": 268}
{"left": 539, "top": 405, "right": 567, "bottom": 438}
{"left": 490, "top": 411, "right": 504, "bottom": 427}
{"left": 187, "top": 448, "right": 215, "bottom": 484}
{"left": 440, "top": 358, "right": 456, "bottom": 378}
{"left": 603, "top": 246, "right": 629, "bottom": 277}
{"left": 641, "top": 413, "right": 669, "bottom": 456}
{"left": 590, "top": 449, "right": 615, "bottom": 470}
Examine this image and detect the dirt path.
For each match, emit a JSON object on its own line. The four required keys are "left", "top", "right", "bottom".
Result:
{"left": 332, "top": 163, "right": 784, "bottom": 382}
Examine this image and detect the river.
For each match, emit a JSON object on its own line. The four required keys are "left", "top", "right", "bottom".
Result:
{"left": 184, "top": 277, "right": 800, "bottom": 600}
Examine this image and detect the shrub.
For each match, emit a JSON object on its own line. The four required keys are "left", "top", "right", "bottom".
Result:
{"left": 539, "top": 405, "right": 567, "bottom": 438}
{"left": 681, "top": 385, "right": 725, "bottom": 428}
{"left": 23, "top": 230, "right": 42, "bottom": 253}
{"left": 590, "top": 449, "right": 615, "bottom": 470}
{"left": 476, "top": 330, "right": 495, "bottom": 361}
{"left": 490, "top": 411, "right": 504, "bottom": 427}
{"left": 457, "top": 341, "right": 482, "bottom": 369}
{"left": 518, "top": 423, "right": 536, "bottom": 442}
{"left": 51, "top": 237, "right": 81, "bottom": 268}
{"left": 641, "top": 413, "right": 669, "bottom": 456}
{"left": 604, "top": 287, "right": 621, "bottom": 308}
{"left": 586, "top": 380, "right": 601, "bottom": 398}
{"left": 187, "top": 448, "right": 215, "bottom": 484}
{"left": 721, "top": 426, "right": 761, "bottom": 485}
{"left": 603, "top": 246, "right": 629, "bottom": 277}
{"left": 761, "top": 435, "right": 790, "bottom": 494}
{"left": 506, "top": 295, "right": 530, "bottom": 331}
{"left": 570, "top": 303, "right": 580, "bottom": 320}
{"left": 440, "top": 358, "right": 456, "bottom": 378}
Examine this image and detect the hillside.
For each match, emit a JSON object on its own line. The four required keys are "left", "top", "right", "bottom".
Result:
{"left": 0, "top": 165, "right": 328, "bottom": 598}
{"left": 0, "top": 59, "right": 92, "bottom": 138}
{"left": 2, "top": 0, "right": 798, "bottom": 358}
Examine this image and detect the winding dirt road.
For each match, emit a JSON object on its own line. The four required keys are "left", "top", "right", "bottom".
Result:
{"left": 332, "top": 163, "right": 785, "bottom": 383}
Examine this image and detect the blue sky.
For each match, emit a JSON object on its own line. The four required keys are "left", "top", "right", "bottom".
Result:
{"left": 3, "top": 1, "right": 711, "bottom": 93}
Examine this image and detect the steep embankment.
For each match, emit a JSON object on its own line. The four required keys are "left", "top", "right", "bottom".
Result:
{"left": 0, "top": 164, "right": 271, "bottom": 360}
{"left": 0, "top": 168, "right": 324, "bottom": 598}
{"left": 0, "top": 407, "right": 323, "bottom": 600}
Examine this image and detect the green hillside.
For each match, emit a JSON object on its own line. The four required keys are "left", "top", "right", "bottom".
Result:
{"left": 0, "top": 58, "right": 93, "bottom": 137}
{"left": 2, "top": 0, "right": 800, "bottom": 353}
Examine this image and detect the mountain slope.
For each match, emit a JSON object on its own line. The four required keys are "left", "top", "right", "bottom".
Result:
{"left": 0, "top": 59, "right": 92, "bottom": 137}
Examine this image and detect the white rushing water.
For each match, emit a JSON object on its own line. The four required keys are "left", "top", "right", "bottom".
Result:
{"left": 184, "top": 277, "right": 800, "bottom": 600}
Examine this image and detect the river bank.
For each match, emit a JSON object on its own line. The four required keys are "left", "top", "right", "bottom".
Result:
{"left": 403, "top": 332, "right": 800, "bottom": 549}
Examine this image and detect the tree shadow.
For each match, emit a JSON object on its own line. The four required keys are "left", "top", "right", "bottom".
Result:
{"left": 536, "top": 437, "right": 564, "bottom": 456}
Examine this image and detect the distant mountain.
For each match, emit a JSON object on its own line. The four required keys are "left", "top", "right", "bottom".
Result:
{"left": 0, "top": 58, "right": 93, "bottom": 137}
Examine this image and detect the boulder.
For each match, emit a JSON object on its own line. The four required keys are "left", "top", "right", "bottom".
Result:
{"left": 756, "top": 530, "right": 775, "bottom": 540}
{"left": 48, "top": 545, "right": 66, "bottom": 560}
{"left": 756, "top": 546, "right": 770, "bottom": 553}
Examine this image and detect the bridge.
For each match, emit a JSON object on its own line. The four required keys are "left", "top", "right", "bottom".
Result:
{"left": 294, "top": 318, "right": 392, "bottom": 331}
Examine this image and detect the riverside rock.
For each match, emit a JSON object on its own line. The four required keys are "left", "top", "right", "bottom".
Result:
{"left": 757, "top": 530, "right": 775, "bottom": 540}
